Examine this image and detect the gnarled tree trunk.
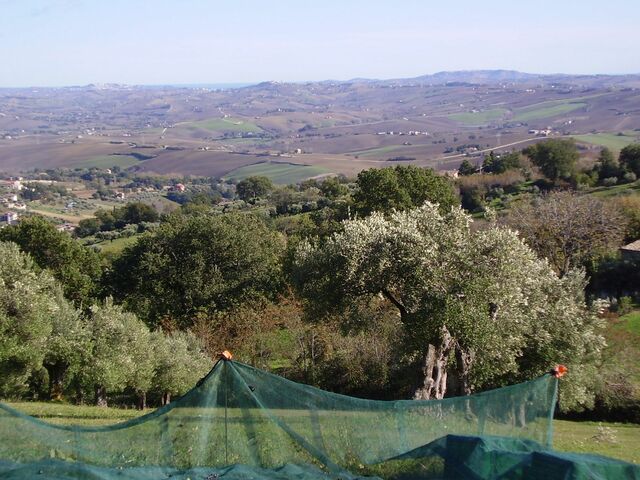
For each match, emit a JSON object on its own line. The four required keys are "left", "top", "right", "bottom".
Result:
{"left": 413, "top": 326, "right": 455, "bottom": 400}
{"left": 455, "top": 346, "right": 475, "bottom": 396}
{"left": 162, "top": 392, "right": 171, "bottom": 406}
{"left": 95, "top": 385, "right": 108, "bottom": 407}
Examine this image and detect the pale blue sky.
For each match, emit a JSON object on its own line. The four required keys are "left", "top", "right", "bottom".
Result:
{"left": 0, "top": 0, "right": 639, "bottom": 87}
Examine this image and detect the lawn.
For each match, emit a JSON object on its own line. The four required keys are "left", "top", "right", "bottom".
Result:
{"left": 448, "top": 108, "right": 508, "bottom": 125}
{"left": 187, "top": 117, "right": 263, "bottom": 133}
{"left": 2, "top": 401, "right": 639, "bottom": 464}
{"left": 513, "top": 101, "right": 586, "bottom": 122}
{"left": 553, "top": 420, "right": 640, "bottom": 464}
{"left": 573, "top": 133, "right": 639, "bottom": 152}
{"left": 223, "top": 162, "right": 330, "bottom": 184}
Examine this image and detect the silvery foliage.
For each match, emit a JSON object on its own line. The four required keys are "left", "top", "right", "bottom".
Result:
{"left": 0, "top": 242, "right": 72, "bottom": 395}
{"left": 294, "top": 204, "right": 604, "bottom": 409}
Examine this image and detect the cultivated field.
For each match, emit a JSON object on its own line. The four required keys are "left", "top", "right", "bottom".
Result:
{"left": 1, "top": 72, "right": 640, "bottom": 179}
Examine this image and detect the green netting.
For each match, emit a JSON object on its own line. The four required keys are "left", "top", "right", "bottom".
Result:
{"left": 0, "top": 360, "right": 637, "bottom": 479}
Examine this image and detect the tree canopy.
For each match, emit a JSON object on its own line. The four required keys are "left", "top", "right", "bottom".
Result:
{"left": 0, "top": 216, "right": 102, "bottom": 305}
{"left": 109, "top": 212, "right": 285, "bottom": 328}
{"left": 292, "top": 204, "right": 603, "bottom": 409}
{"left": 457, "top": 159, "right": 477, "bottom": 176}
{"left": 619, "top": 143, "right": 640, "bottom": 176}
{"left": 0, "top": 242, "right": 61, "bottom": 396}
{"left": 504, "top": 191, "right": 626, "bottom": 276}
{"left": 353, "top": 165, "right": 458, "bottom": 216}
{"left": 524, "top": 139, "right": 579, "bottom": 182}
{"left": 236, "top": 176, "right": 274, "bottom": 203}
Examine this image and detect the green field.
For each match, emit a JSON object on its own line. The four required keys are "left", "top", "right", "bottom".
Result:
{"left": 573, "top": 133, "right": 639, "bottom": 152}
{"left": 76, "top": 155, "right": 142, "bottom": 169}
{"left": 513, "top": 101, "right": 586, "bottom": 122}
{"left": 350, "top": 145, "right": 406, "bottom": 158}
{"left": 3, "top": 401, "right": 639, "bottom": 464}
{"left": 223, "top": 162, "right": 330, "bottom": 184}
{"left": 448, "top": 108, "right": 508, "bottom": 125}
{"left": 187, "top": 117, "right": 263, "bottom": 133}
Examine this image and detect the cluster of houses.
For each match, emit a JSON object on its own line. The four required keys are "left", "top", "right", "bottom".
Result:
{"left": 0, "top": 177, "right": 25, "bottom": 227}
{"left": 528, "top": 129, "right": 553, "bottom": 137}
{"left": 376, "top": 130, "right": 429, "bottom": 136}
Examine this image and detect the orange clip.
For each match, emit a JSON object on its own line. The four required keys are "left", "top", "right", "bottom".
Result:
{"left": 219, "top": 350, "right": 233, "bottom": 361}
{"left": 551, "top": 365, "right": 567, "bottom": 378}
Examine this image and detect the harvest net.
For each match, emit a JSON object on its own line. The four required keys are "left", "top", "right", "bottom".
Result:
{"left": 0, "top": 360, "right": 637, "bottom": 479}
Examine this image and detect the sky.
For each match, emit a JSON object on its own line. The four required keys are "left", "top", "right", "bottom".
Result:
{"left": 0, "top": 0, "right": 639, "bottom": 87}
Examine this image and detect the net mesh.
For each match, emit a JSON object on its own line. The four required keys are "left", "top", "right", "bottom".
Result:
{"left": 0, "top": 360, "right": 637, "bottom": 479}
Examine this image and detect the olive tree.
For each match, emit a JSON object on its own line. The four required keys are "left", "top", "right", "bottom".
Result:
{"left": 79, "top": 299, "right": 153, "bottom": 407}
{"left": 153, "top": 331, "right": 211, "bottom": 405}
{"left": 42, "top": 299, "right": 89, "bottom": 400}
{"left": 292, "top": 204, "right": 603, "bottom": 409}
{"left": 0, "top": 242, "right": 57, "bottom": 396}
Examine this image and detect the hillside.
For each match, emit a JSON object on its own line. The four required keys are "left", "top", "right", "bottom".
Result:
{"left": 1, "top": 71, "right": 639, "bottom": 180}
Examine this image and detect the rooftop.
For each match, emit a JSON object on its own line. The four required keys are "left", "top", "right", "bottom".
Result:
{"left": 621, "top": 239, "right": 640, "bottom": 252}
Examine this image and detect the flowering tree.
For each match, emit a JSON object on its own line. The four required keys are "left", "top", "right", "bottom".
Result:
{"left": 292, "top": 204, "right": 603, "bottom": 408}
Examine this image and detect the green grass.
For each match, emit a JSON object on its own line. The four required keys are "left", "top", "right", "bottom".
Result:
{"left": 588, "top": 180, "right": 640, "bottom": 198}
{"left": 187, "top": 117, "right": 263, "bottom": 133}
{"left": 76, "top": 155, "right": 142, "bottom": 169}
{"left": 619, "top": 311, "right": 640, "bottom": 335}
{"left": 223, "top": 162, "right": 330, "bottom": 184}
{"left": 4, "top": 401, "right": 148, "bottom": 426}
{"left": 93, "top": 235, "right": 140, "bottom": 256}
{"left": 3, "top": 400, "right": 638, "bottom": 464}
{"left": 553, "top": 420, "right": 640, "bottom": 464}
{"left": 513, "top": 101, "right": 586, "bottom": 122}
{"left": 573, "top": 133, "right": 639, "bottom": 152}
{"left": 448, "top": 108, "right": 508, "bottom": 125}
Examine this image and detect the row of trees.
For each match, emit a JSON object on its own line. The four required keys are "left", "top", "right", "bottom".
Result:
{"left": 0, "top": 242, "right": 210, "bottom": 407}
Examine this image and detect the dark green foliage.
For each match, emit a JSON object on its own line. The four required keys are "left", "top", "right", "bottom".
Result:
{"left": 0, "top": 217, "right": 101, "bottom": 306}
{"left": 524, "top": 139, "right": 579, "bottom": 182}
{"left": 594, "top": 148, "right": 621, "bottom": 184}
{"left": 619, "top": 143, "right": 640, "bottom": 176}
{"left": 458, "top": 159, "right": 477, "bottom": 176}
{"left": 75, "top": 217, "right": 101, "bottom": 237}
{"left": 109, "top": 212, "right": 284, "bottom": 328}
{"left": 318, "top": 176, "right": 349, "bottom": 199}
{"left": 353, "top": 165, "right": 458, "bottom": 215}
{"left": 460, "top": 185, "right": 486, "bottom": 212}
{"left": 236, "top": 175, "right": 274, "bottom": 203}
{"left": 77, "top": 202, "right": 160, "bottom": 237}
{"left": 481, "top": 151, "right": 521, "bottom": 174}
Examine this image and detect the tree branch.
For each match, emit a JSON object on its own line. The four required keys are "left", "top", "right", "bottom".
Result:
{"left": 381, "top": 288, "right": 408, "bottom": 318}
